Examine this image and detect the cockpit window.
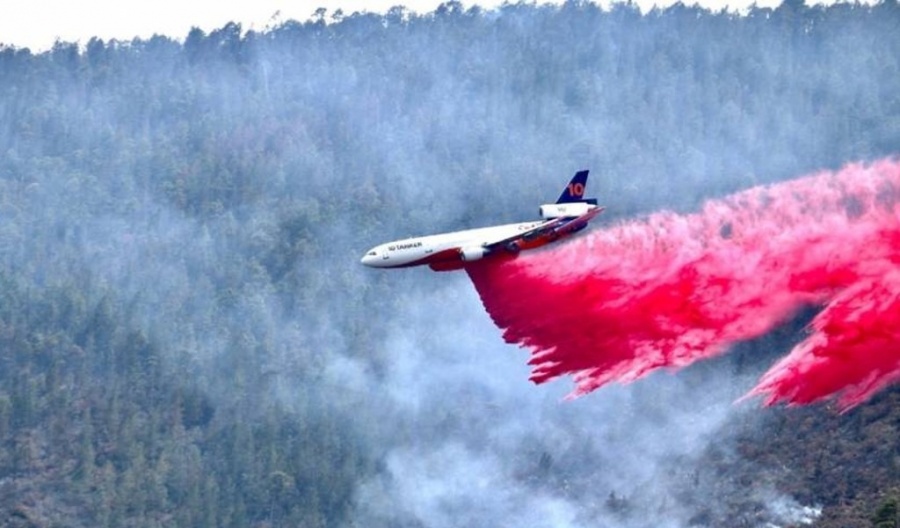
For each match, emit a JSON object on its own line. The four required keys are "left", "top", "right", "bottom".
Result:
{"left": 368, "top": 251, "right": 377, "bottom": 256}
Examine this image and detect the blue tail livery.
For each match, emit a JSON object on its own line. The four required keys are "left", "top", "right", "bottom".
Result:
{"left": 556, "top": 170, "right": 597, "bottom": 205}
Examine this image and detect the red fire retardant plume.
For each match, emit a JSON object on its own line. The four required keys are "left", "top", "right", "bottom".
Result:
{"left": 466, "top": 159, "right": 900, "bottom": 410}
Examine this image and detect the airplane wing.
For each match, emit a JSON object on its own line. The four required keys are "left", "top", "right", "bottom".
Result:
{"left": 550, "top": 206, "right": 605, "bottom": 236}
{"left": 482, "top": 206, "right": 606, "bottom": 254}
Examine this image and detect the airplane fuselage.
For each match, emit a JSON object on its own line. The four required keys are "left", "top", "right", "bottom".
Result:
{"left": 360, "top": 169, "right": 602, "bottom": 271}
{"left": 360, "top": 220, "right": 546, "bottom": 271}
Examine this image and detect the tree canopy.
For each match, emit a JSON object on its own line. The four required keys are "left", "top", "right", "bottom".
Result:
{"left": 0, "top": 1, "right": 898, "bottom": 525}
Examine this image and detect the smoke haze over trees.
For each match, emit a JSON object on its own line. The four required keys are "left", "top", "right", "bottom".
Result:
{"left": 0, "top": 1, "right": 898, "bottom": 526}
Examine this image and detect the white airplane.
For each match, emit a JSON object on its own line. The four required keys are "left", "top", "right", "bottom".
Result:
{"left": 360, "top": 170, "right": 604, "bottom": 271}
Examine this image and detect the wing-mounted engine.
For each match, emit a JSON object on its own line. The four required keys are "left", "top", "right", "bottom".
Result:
{"left": 539, "top": 201, "right": 596, "bottom": 220}
{"left": 460, "top": 245, "right": 488, "bottom": 261}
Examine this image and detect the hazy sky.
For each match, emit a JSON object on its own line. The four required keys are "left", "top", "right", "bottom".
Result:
{"left": 1, "top": 0, "right": 790, "bottom": 52}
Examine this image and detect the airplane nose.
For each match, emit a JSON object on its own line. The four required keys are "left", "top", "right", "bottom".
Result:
{"left": 360, "top": 250, "right": 378, "bottom": 267}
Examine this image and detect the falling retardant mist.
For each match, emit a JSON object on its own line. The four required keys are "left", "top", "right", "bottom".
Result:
{"left": 466, "top": 159, "right": 900, "bottom": 410}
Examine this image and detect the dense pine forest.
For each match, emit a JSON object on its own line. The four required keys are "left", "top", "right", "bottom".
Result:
{"left": 0, "top": 1, "right": 899, "bottom": 526}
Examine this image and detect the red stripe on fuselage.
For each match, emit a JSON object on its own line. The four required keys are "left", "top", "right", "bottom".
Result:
{"left": 385, "top": 248, "right": 463, "bottom": 269}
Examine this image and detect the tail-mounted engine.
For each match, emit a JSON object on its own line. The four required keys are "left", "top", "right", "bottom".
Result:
{"left": 539, "top": 201, "right": 596, "bottom": 220}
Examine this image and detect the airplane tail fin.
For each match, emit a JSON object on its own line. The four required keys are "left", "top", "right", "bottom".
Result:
{"left": 556, "top": 170, "right": 597, "bottom": 205}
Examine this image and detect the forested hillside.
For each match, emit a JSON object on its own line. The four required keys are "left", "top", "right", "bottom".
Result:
{"left": 0, "top": 1, "right": 898, "bottom": 526}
